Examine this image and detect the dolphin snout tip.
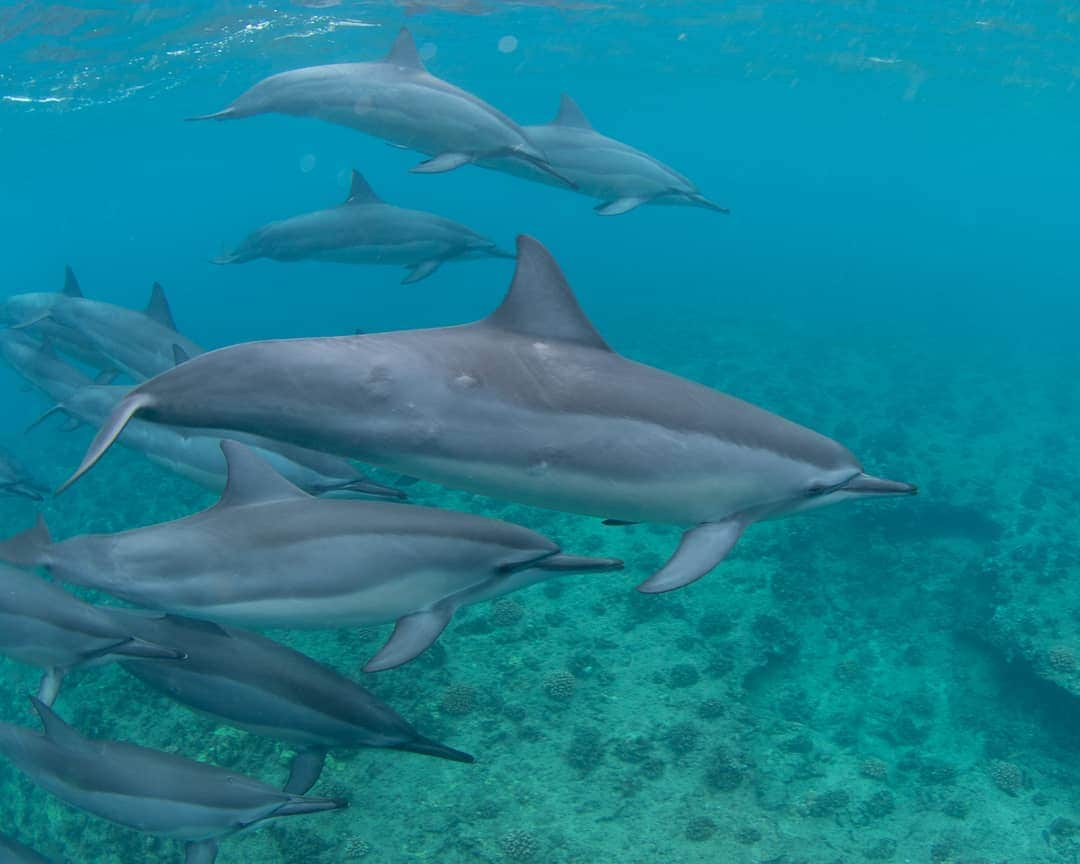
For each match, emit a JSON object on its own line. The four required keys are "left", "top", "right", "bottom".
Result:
{"left": 847, "top": 473, "right": 918, "bottom": 496}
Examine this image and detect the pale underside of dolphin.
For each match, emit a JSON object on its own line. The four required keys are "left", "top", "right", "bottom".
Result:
{"left": 8, "top": 441, "right": 622, "bottom": 670}
{"left": 0, "top": 697, "right": 346, "bottom": 864}
{"left": 215, "top": 170, "right": 514, "bottom": 284}
{"left": 31, "top": 383, "right": 402, "bottom": 499}
{"left": 0, "top": 563, "right": 182, "bottom": 705}
{"left": 59, "top": 236, "right": 915, "bottom": 594}
{"left": 483, "top": 94, "right": 728, "bottom": 216}
{"left": 188, "top": 27, "right": 574, "bottom": 188}
{"left": 115, "top": 611, "right": 473, "bottom": 794}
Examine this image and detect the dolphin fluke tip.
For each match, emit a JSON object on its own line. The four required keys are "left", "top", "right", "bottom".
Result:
{"left": 57, "top": 392, "right": 153, "bottom": 495}
{"left": 185, "top": 107, "right": 236, "bottom": 122}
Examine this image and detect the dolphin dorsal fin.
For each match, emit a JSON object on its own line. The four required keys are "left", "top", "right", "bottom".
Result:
{"left": 345, "top": 170, "right": 382, "bottom": 205}
{"left": 482, "top": 236, "right": 610, "bottom": 350}
{"left": 385, "top": 27, "right": 425, "bottom": 71}
{"left": 552, "top": 94, "right": 593, "bottom": 130}
{"left": 29, "top": 696, "right": 89, "bottom": 750}
{"left": 145, "top": 282, "right": 178, "bottom": 331}
{"left": 172, "top": 344, "right": 191, "bottom": 366}
{"left": 62, "top": 265, "right": 83, "bottom": 298}
{"left": 217, "top": 440, "right": 310, "bottom": 508}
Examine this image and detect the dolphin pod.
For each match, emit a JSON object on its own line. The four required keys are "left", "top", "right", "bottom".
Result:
{"left": 7, "top": 440, "right": 623, "bottom": 670}
{"left": 114, "top": 612, "right": 474, "bottom": 792}
{"left": 0, "top": 563, "right": 182, "bottom": 705}
{"left": 215, "top": 169, "right": 514, "bottom": 283}
{"left": 484, "top": 94, "right": 728, "bottom": 216}
{"left": 60, "top": 236, "right": 915, "bottom": 593}
{"left": 0, "top": 697, "right": 346, "bottom": 864}
{"left": 189, "top": 28, "right": 574, "bottom": 187}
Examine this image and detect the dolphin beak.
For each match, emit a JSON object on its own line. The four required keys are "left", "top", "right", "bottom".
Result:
{"left": 844, "top": 473, "right": 918, "bottom": 496}
{"left": 490, "top": 247, "right": 517, "bottom": 260}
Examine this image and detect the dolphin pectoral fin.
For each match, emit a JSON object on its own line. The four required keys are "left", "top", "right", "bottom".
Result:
{"left": 37, "top": 668, "right": 65, "bottom": 707}
{"left": 637, "top": 520, "right": 746, "bottom": 594}
{"left": 103, "top": 637, "right": 186, "bottom": 662}
{"left": 363, "top": 606, "right": 454, "bottom": 672}
{"left": 185, "top": 841, "right": 219, "bottom": 864}
{"left": 57, "top": 392, "right": 155, "bottom": 494}
{"left": 28, "top": 696, "right": 89, "bottom": 749}
{"left": 411, "top": 152, "right": 473, "bottom": 174}
{"left": 284, "top": 747, "right": 328, "bottom": 795}
{"left": 595, "top": 197, "right": 649, "bottom": 216}
{"left": 9, "top": 312, "right": 53, "bottom": 331}
{"left": 401, "top": 260, "right": 442, "bottom": 284}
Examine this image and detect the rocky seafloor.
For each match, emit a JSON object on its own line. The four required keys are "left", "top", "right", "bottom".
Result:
{"left": 0, "top": 311, "right": 1077, "bottom": 864}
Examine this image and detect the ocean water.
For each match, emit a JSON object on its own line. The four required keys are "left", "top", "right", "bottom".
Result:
{"left": 1, "top": 2, "right": 1079, "bottom": 862}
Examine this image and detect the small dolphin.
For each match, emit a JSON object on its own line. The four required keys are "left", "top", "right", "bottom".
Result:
{"left": 6, "top": 441, "right": 621, "bottom": 670}
{"left": 0, "top": 448, "right": 49, "bottom": 502}
{"left": 58, "top": 236, "right": 915, "bottom": 593}
{"left": 0, "top": 697, "right": 346, "bottom": 864}
{"left": 215, "top": 170, "right": 514, "bottom": 284}
{"left": 0, "top": 563, "right": 182, "bottom": 705}
{"left": 485, "top": 94, "right": 727, "bottom": 216}
{"left": 0, "top": 329, "right": 102, "bottom": 404}
{"left": 0, "top": 267, "right": 114, "bottom": 372}
{"left": 116, "top": 612, "right": 473, "bottom": 793}
{"left": 188, "top": 28, "right": 572, "bottom": 185}
{"left": 0, "top": 833, "right": 54, "bottom": 864}
{"left": 31, "top": 383, "right": 401, "bottom": 499}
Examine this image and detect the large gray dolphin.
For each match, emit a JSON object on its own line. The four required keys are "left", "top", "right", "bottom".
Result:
{"left": 0, "top": 267, "right": 114, "bottom": 372}
{"left": 57, "top": 236, "right": 915, "bottom": 594}
{"left": 484, "top": 94, "right": 728, "bottom": 216}
{"left": 33, "top": 383, "right": 402, "bottom": 498}
{"left": 116, "top": 612, "right": 473, "bottom": 793}
{"left": 0, "top": 563, "right": 182, "bottom": 705}
{"left": 215, "top": 170, "right": 513, "bottom": 284}
{"left": 7, "top": 441, "right": 622, "bottom": 670}
{"left": 0, "top": 447, "right": 49, "bottom": 502}
{"left": 0, "top": 833, "right": 54, "bottom": 864}
{"left": 0, "top": 697, "right": 346, "bottom": 864}
{"left": 188, "top": 28, "right": 572, "bottom": 185}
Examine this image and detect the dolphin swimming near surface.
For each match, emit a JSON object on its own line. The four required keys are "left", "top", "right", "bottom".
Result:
{"left": 57, "top": 236, "right": 915, "bottom": 593}
{"left": 0, "top": 447, "right": 49, "bottom": 502}
{"left": 31, "top": 383, "right": 403, "bottom": 498}
{"left": 0, "top": 563, "right": 182, "bottom": 705}
{"left": 188, "top": 27, "right": 573, "bottom": 186}
{"left": 0, "top": 697, "right": 346, "bottom": 864}
{"left": 0, "top": 833, "right": 55, "bottom": 864}
{"left": 116, "top": 612, "right": 474, "bottom": 793}
{"left": 215, "top": 170, "right": 514, "bottom": 284}
{"left": 6, "top": 441, "right": 622, "bottom": 669}
{"left": 484, "top": 94, "right": 728, "bottom": 216}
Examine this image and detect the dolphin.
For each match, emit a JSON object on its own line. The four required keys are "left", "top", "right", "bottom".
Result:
{"left": 0, "top": 563, "right": 182, "bottom": 705}
{"left": 56, "top": 236, "right": 915, "bottom": 594}
{"left": 0, "top": 330, "right": 112, "bottom": 405}
{"left": 0, "top": 267, "right": 115, "bottom": 372}
{"left": 6, "top": 441, "right": 621, "bottom": 670}
{"left": 215, "top": 170, "right": 514, "bottom": 284}
{"left": 484, "top": 94, "right": 728, "bottom": 216}
{"left": 0, "top": 697, "right": 346, "bottom": 864}
{"left": 0, "top": 833, "right": 54, "bottom": 864}
{"left": 0, "top": 448, "right": 49, "bottom": 502}
{"left": 115, "top": 612, "right": 474, "bottom": 793}
{"left": 30, "top": 383, "right": 402, "bottom": 499}
{"left": 188, "top": 27, "right": 572, "bottom": 186}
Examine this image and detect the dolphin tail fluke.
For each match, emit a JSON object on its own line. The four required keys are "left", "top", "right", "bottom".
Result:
{"left": 637, "top": 519, "right": 745, "bottom": 594}
{"left": 533, "top": 554, "right": 624, "bottom": 573}
{"left": 57, "top": 392, "right": 154, "bottom": 495}
{"left": 0, "top": 514, "right": 52, "bottom": 568}
{"left": 394, "top": 735, "right": 476, "bottom": 764}
{"left": 185, "top": 107, "right": 237, "bottom": 122}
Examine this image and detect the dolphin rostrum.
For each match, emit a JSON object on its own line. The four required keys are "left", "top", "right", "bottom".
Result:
{"left": 188, "top": 28, "right": 572, "bottom": 186}
{"left": 0, "top": 833, "right": 54, "bottom": 864}
{"left": 32, "top": 383, "right": 402, "bottom": 499}
{"left": 57, "top": 236, "right": 915, "bottom": 593}
{"left": 0, "top": 447, "right": 49, "bottom": 503}
{"left": 116, "top": 612, "right": 473, "bottom": 793}
{"left": 0, "top": 563, "right": 182, "bottom": 705}
{"left": 215, "top": 170, "right": 514, "bottom": 284}
{"left": 485, "top": 94, "right": 728, "bottom": 216}
{"left": 8, "top": 441, "right": 622, "bottom": 670}
{"left": 0, "top": 697, "right": 346, "bottom": 864}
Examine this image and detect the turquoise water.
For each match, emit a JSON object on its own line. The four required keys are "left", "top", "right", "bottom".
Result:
{"left": 2, "top": 2, "right": 1079, "bottom": 862}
